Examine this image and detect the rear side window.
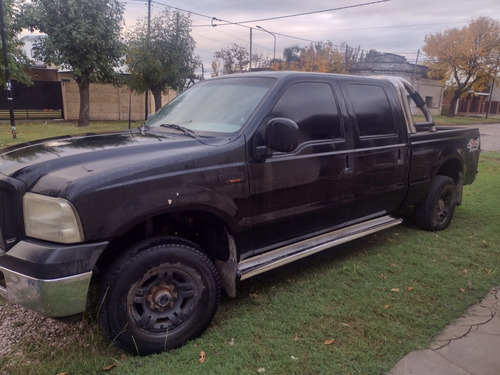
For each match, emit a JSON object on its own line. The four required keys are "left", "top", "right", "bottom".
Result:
{"left": 347, "top": 84, "right": 396, "bottom": 137}
{"left": 270, "top": 82, "right": 342, "bottom": 143}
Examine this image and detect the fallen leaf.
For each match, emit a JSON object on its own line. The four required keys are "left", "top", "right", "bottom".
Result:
{"left": 258, "top": 367, "right": 266, "bottom": 373}
{"left": 391, "top": 288, "right": 400, "bottom": 292}
{"left": 384, "top": 304, "right": 390, "bottom": 309}
{"left": 468, "top": 280, "right": 474, "bottom": 290}
{"left": 103, "top": 364, "right": 117, "bottom": 371}
{"left": 407, "top": 287, "right": 413, "bottom": 292}
{"left": 199, "top": 351, "right": 206, "bottom": 363}
{"left": 56, "top": 373, "right": 69, "bottom": 375}
{"left": 381, "top": 274, "right": 387, "bottom": 279}
{"left": 324, "top": 339, "right": 336, "bottom": 345}
{"left": 459, "top": 288, "right": 466, "bottom": 293}
{"left": 390, "top": 263, "right": 397, "bottom": 267}
{"left": 294, "top": 333, "right": 299, "bottom": 342}
{"left": 249, "top": 293, "right": 259, "bottom": 298}
{"left": 229, "top": 338, "right": 235, "bottom": 346}
{"left": 462, "top": 269, "right": 468, "bottom": 274}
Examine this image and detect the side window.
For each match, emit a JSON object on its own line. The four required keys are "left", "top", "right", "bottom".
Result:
{"left": 270, "top": 82, "right": 342, "bottom": 143}
{"left": 347, "top": 84, "right": 396, "bottom": 137}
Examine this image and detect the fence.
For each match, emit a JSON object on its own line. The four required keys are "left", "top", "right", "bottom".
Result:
{"left": 0, "top": 81, "right": 63, "bottom": 120}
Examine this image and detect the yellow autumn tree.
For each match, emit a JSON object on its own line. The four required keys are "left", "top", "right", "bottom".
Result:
{"left": 423, "top": 17, "right": 500, "bottom": 116}
{"left": 274, "top": 42, "right": 346, "bottom": 73}
{"left": 299, "top": 42, "right": 345, "bottom": 73}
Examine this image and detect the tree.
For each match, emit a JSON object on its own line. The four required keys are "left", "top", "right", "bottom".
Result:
{"left": 22, "top": 0, "right": 125, "bottom": 127}
{"left": 423, "top": 17, "right": 500, "bottom": 116}
{"left": 212, "top": 44, "right": 249, "bottom": 75}
{"left": 273, "top": 42, "right": 346, "bottom": 73}
{"left": 126, "top": 10, "right": 199, "bottom": 112}
{"left": 299, "top": 42, "right": 345, "bottom": 73}
{"left": 1, "top": 0, "right": 31, "bottom": 86}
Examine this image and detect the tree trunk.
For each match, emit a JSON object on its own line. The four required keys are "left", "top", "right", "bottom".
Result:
{"left": 151, "top": 87, "right": 163, "bottom": 112}
{"left": 77, "top": 83, "right": 90, "bottom": 127}
{"left": 447, "top": 93, "right": 461, "bottom": 117}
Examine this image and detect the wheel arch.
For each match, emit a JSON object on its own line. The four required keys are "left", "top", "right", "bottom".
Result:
{"left": 95, "top": 208, "right": 238, "bottom": 295}
{"left": 435, "top": 156, "right": 464, "bottom": 205}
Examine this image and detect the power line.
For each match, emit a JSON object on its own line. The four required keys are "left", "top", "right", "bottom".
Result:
{"left": 211, "top": 0, "right": 391, "bottom": 26}
{"left": 125, "top": 1, "right": 420, "bottom": 61}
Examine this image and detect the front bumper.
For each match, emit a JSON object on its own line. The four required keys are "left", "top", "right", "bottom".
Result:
{"left": 0, "top": 239, "right": 108, "bottom": 317}
{"left": 0, "top": 268, "right": 92, "bottom": 317}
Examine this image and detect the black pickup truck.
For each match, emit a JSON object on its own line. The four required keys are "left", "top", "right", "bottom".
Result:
{"left": 0, "top": 72, "right": 480, "bottom": 354}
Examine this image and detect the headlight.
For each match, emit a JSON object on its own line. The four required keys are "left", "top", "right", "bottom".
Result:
{"left": 23, "top": 193, "right": 84, "bottom": 243}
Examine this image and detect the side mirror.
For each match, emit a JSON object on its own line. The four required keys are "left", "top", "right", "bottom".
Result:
{"left": 265, "top": 118, "right": 299, "bottom": 153}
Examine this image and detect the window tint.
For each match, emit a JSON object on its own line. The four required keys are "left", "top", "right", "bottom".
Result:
{"left": 347, "top": 84, "right": 396, "bottom": 137}
{"left": 270, "top": 82, "right": 342, "bottom": 143}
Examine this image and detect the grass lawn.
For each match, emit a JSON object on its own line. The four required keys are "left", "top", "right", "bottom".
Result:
{"left": 0, "top": 120, "right": 135, "bottom": 148}
{"left": 0, "top": 121, "right": 499, "bottom": 374}
{"left": 417, "top": 114, "right": 500, "bottom": 125}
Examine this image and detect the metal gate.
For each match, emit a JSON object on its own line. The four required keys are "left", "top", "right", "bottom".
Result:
{"left": 0, "top": 80, "right": 63, "bottom": 120}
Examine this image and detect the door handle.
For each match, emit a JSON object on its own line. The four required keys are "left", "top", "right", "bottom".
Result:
{"left": 345, "top": 154, "right": 354, "bottom": 174}
{"left": 397, "top": 148, "right": 404, "bottom": 165}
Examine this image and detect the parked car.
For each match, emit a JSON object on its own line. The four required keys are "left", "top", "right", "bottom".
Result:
{"left": 0, "top": 72, "right": 480, "bottom": 355}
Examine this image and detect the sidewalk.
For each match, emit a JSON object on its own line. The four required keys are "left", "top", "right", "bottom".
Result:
{"left": 389, "top": 287, "right": 499, "bottom": 375}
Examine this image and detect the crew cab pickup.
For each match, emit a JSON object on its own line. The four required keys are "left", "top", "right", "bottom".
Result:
{"left": 0, "top": 72, "right": 480, "bottom": 354}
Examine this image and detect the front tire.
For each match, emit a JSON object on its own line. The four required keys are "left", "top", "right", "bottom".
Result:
{"left": 98, "top": 240, "right": 220, "bottom": 355}
{"left": 415, "top": 175, "right": 457, "bottom": 231}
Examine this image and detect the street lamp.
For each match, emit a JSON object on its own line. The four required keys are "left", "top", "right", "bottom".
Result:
{"left": 256, "top": 25, "right": 276, "bottom": 61}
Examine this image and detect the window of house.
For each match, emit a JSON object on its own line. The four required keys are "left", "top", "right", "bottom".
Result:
{"left": 425, "top": 96, "right": 433, "bottom": 108}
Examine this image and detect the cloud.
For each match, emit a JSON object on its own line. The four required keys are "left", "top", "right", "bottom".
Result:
{"left": 124, "top": 0, "right": 500, "bottom": 71}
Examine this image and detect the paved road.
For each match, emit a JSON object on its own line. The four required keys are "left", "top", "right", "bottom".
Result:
{"left": 455, "top": 123, "right": 500, "bottom": 152}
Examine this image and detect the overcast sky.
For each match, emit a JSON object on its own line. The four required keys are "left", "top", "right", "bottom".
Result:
{"left": 124, "top": 0, "right": 499, "bottom": 75}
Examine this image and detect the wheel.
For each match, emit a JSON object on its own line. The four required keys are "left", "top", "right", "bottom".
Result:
{"left": 415, "top": 175, "right": 457, "bottom": 231}
{"left": 98, "top": 240, "right": 220, "bottom": 355}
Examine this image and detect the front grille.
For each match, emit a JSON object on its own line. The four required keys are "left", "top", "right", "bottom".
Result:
{"left": 0, "top": 176, "right": 26, "bottom": 251}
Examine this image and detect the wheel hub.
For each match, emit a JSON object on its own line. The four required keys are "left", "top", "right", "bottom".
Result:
{"left": 146, "top": 282, "right": 177, "bottom": 312}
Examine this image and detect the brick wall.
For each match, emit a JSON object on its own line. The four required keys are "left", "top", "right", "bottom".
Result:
{"left": 61, "top": 81, "right": 176, "bottom": 121}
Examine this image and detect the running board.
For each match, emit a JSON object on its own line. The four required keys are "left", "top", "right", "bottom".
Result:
{"left": 238, "top": 215, "right": 402, "bottom": 281}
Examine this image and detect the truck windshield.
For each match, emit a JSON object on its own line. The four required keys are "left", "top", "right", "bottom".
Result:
{"left": 145, "top": 77, "right": 276, "bottom": 135}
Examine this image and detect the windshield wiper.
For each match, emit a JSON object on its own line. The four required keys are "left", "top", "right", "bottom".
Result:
{"left": 138, "top": 122, "right": 150, "bottom": 134}
{"left": 159, "top": 123, "right": 197, "bottom": 139}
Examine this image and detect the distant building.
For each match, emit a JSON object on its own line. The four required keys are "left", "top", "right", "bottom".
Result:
{"left": 455, "top": 81, "right": 500, "bottom": 117}
{"left": 4, "top": 35, "right": 173, "bottom": 121}
{"left": 350, "top": 53, "right": 444, "bottom": 116}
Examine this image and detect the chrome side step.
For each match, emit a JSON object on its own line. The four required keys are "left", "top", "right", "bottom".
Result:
{"left": 238, "top": 215, "right": 402, "bottom": 281}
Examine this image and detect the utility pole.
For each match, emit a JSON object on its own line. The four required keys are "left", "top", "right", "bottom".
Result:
{"left": 0, "top": 0, "right": 16, "bottom": 139}
{"left": 249, "top": 27, "right": 252, "bottom": 72}
{"left": 145, "top": 0, "right": 151, "bottom": 120}
{"left": 412, "top": 49, "right": 420, "bottom": 86}
{"left": 256, "top": 26, "right": 276, "bottom": 61}
{"left": 486, "top": 77, "right": 495, "bottom": 119}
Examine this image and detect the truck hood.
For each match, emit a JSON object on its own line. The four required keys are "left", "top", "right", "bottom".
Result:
{"left": 0, "top": 130, "right": 232, "bottom": 195}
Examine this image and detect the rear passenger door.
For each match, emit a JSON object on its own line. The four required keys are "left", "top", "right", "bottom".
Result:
{"left": 341, "top": 80, "right": 410, "bottom": 219}
{"left": 248, "top": 80, "right": 356, "bottom": 253}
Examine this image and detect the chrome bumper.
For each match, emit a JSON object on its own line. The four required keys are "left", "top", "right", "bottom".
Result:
{"left": 0, "top": 267, "right": 92, "bottom": 317}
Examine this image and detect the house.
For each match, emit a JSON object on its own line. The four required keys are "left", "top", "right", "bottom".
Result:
{"left": 456, "top": 81, "right": 500, "bottom": 117}
{"left": 0, "top": 35, "right": 174, "bottom": 121}
{"left": 350, "top": 53, "right": 445, "bottom": 116}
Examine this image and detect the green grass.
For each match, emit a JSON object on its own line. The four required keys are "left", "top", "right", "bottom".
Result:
{"left": 0, "top": 120, "right": 135, "bottom": 148}
{"left": 0, "top": 124, "right": 499, "bottom": 374}
{"left": 416, "top": 115, "right": 500, "bottom": 125}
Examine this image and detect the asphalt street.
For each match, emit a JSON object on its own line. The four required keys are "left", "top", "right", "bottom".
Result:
{"left": 457, "top": 123, "right": 500, "bottom": 152}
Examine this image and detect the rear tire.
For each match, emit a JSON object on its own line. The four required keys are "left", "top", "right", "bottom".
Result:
{"left": 415, "top": 175, "right": 457, "bottom": 231}
{"left": 98, "top": 240, "right": 220, "bottom": 355}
